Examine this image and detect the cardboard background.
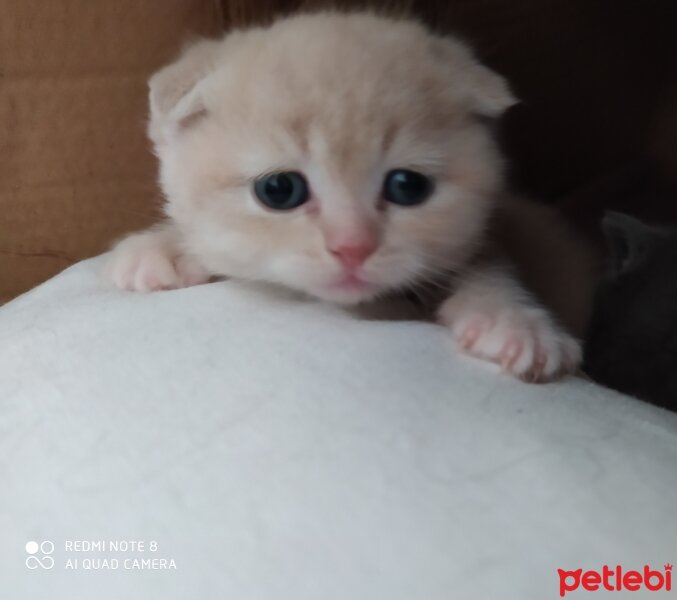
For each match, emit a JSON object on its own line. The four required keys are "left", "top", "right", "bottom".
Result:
{"left": 0, "top": 0, "right": 223, "bottom": 302}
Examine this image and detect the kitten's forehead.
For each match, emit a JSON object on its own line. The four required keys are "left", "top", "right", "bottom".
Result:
{"left": 220, "top": 105, "right": 451, "bottom": 189}
{"left": 207, "top": 75, "right": 457, "bottom": 182}
{"left": 203, "top": 15, "right": 462, "bottom": 162}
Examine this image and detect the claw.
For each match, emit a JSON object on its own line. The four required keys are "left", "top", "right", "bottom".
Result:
{"left": 460, "top": 325, "right": 483, "bottom": 351}
{"left": 500, "top": 339, "right": 523, "bottom": 371}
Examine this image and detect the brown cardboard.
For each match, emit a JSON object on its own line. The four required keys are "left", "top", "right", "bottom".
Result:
{"left": 0, "top": 0, "right": 223, "bottom": 302}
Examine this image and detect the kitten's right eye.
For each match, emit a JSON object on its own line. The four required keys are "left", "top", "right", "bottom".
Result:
{"left": 253, "top": 172, "right": 309, "bottom": 211}
{"left": 383, "top": 169, "right": 434, "bottom": 207}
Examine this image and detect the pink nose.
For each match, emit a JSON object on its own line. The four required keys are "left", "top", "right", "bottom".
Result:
{"left": 329, "top": 242, "right": 377, "bottom": 269}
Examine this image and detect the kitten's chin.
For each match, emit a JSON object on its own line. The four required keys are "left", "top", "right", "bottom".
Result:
{"left": 310, "top": 277, "right": 385, "bottom": 306}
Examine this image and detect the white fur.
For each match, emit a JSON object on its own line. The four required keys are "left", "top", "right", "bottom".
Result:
{"left": 439, "top": 265, "right": 581, "bottom": 381}
{"left": 105, "top": 224, "right": 208, "bottom": 292}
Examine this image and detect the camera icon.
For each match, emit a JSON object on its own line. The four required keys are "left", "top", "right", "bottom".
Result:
{"left": 25, "top": 540, "right": 55, "bottom": 570}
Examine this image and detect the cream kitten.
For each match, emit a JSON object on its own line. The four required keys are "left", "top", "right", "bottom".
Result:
{"left": 106, "top": 12, "right": 593, "bottom": 382}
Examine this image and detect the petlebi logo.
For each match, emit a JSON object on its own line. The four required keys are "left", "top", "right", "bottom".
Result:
{"left": 558, "top": 563, "right": 673, "bottom": 597}
{"left": 25, "top": 540, "right": 55, "bottom": 570}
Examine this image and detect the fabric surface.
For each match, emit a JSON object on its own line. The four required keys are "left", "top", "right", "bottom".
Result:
{"left": 1, "top": 256, "right": 676, "bottom": 600}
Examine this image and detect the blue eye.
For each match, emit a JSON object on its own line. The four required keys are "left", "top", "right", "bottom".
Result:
{"left": 254, "top": 172, "right": 309, "bottom": 210}
{"left": 383, "top": 169, "right": 434, "bottom": 206}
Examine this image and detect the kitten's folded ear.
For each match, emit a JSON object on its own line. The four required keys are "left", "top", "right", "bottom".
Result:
{"left": 148, "top": 38, "right": 222, "bottom": 143}
{"left": 432, "top": 37, "right": 517, "bottom": 118}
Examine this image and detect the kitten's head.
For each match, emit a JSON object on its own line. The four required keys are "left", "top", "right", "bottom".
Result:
{"left": 149, "top": 12, "right": 515, "bottom": 304}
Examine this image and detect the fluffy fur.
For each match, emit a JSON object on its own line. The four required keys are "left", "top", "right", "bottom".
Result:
{"left": 106, "top": 12, "right": 593, "bottom": 382}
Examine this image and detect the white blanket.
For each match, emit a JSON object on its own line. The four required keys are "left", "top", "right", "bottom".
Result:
{"left": 1, "top": 257, "right": 676, "bottom": 600}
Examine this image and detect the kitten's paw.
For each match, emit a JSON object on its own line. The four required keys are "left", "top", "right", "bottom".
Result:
{"left": 104, "top": 230, "right": 209, "bottom": 292}
{"left": 440, "top": 301, "right": 581, "bottom": 382}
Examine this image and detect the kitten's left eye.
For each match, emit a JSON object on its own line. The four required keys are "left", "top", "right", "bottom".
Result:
{"left": 253, "top": 171, "right": 309, "bottom": 210}
{"left": 383, "top": 169, "right": 434, "bottom": 207}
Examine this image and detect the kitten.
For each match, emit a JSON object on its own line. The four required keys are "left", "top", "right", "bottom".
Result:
{"left": 105, "top": 12, "right": 594, "bottom": 382}
{"left": 584, "top": 212, "right": 677, "bottom": 409}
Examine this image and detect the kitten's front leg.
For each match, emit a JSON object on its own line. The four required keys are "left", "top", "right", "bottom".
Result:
{"left": 104, "top": 222, "right": 210, "bottom": 292}
{"left": 438, "top": 264, "right": 581, "bottom": 382}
